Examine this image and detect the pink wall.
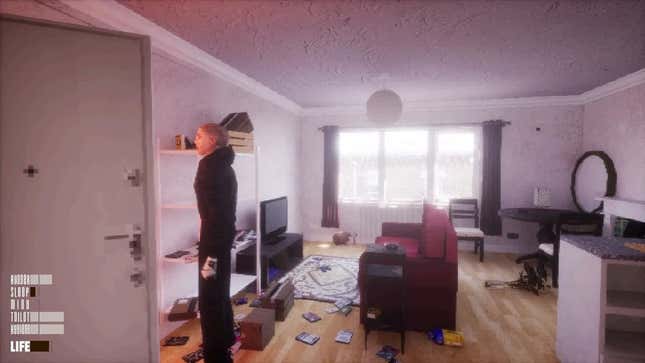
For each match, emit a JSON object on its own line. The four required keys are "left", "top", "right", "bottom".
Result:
{"left": 582, "top": 83, "right": 645, "bottom": 201}
{"left": 2, "top": 0, "right": 302, "bottom": 341}
{"left": 1, "top": 2, "right": 302, "bottom": 231}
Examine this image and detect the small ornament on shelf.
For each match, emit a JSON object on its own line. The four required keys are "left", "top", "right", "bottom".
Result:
{"left": 174, "top": 134, "right": 196, "bottom": 150}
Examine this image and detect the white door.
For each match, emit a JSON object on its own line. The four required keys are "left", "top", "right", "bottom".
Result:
{"left": 1, "top": 18, "right": 154, "bottom": 362}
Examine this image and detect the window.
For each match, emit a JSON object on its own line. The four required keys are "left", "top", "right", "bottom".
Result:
{"left": 338, "top": 131, "right": 380, "bottom": 202}
{"left": 338, "top": 127, "right": 478, "bottom": 205}
{"left": 384, "top": 130, "right": 428, "bottom": 202}
{"left": 433, "top": 131, "right": 476, "bottom": 205}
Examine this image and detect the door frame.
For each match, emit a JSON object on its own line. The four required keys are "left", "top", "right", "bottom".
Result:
{"left": 0, "top": 14, "right": 159, "bottom": 362}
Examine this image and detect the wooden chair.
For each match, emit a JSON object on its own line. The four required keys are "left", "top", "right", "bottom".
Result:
{"left": 449, "top": 198, "right": 485, "bottom": 262}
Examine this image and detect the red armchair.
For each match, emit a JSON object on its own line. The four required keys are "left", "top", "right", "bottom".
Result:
{"left": 359, "top": 204, "right": 458, "bottom": 331}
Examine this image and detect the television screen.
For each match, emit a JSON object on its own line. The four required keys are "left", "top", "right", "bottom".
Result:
{"left": 260, "top": 196, "right": 287, "bottom": 242}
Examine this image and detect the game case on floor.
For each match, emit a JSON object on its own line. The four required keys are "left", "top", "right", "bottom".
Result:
{"left": 296, "top": 332, "right": 320, "bottom": 345}
{"left": 335, "top": 329, "right": 353, "bottom": 344}
{"left": 302, "top": 312, "right": 321, "bottom": 322}
{"left": 163, "top": 336, "right": 189, "bottom": 346}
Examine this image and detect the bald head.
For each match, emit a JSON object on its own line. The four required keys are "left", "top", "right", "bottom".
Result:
{"left": 194, "top": 123, "right": 229, "bottom": 156}
{"left": 199, "top": 123, "right": 229, "bottom": 146}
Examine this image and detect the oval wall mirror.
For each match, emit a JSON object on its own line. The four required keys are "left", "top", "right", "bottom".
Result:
{"left": 571, "top": 151, "right": 617, "bottom": 213}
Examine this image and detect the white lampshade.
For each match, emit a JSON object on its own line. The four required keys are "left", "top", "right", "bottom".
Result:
{"left": 366, "top": 89, "right": 403, "bottom": 124}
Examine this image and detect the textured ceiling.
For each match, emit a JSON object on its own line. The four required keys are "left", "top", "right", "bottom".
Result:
{"left": 118, "top": 0, "right": 645, "bottom": 108}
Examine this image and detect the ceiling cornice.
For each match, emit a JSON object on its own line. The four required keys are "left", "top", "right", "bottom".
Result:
{"left": 303, "top": 68, "right": 645, "bottom": 117}
{"left": 59, "top": 0, "right": 302, "bottom": 115}
{"left": 301, "top": 95, "right": 585, "bottom": 117}
{"left": 579, "top": 68, "right": 645, "bottom": 104}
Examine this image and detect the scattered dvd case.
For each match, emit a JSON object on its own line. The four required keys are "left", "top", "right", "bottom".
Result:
{"left": 296, "top": 332, "right": 320, "bottom": 345}
{"left": 302, "top": 312, "right": 321, "bottom": 322}
{"left": 335, "top": 330, "right": 353, "bottom": 344}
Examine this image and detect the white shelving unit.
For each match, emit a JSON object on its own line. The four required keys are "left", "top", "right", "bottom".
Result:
{"left": 557, "top": 197, "right": 645, "bottom": 363}
{"left": 157, "top": 142, "right": 260, "bottom": 339}
{"left": 558, "top": 243, "right": 645, "bottom": 363}
{"left": 603, "top": 261, "right": 645, "bottom": 363}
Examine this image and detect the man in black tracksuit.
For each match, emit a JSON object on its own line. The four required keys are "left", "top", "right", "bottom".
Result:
{"left": 193, "top": 123, "right": 237, "bottom": 363}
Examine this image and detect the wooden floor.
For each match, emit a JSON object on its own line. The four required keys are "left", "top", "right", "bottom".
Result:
{"left": 160, "top": 242, "right": 559, "bottom": 363}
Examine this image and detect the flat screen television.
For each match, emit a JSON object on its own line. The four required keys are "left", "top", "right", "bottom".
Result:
{"left": 260, "top": 196, "right": 287, "bottom": 244}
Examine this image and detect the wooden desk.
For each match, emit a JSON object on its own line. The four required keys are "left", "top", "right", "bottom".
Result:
{"left": 498, "top": 208, "right": 577, "bottom": 287}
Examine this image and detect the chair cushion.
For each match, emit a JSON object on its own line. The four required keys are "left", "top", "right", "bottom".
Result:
{"left": 375, "top": 236, "right": 419, "bottom": 257}
{"left": 538, "top": 243, "right": 553, "bottom": 256}
{"left": 454, "top": 227, "right": 484, "bottom": 238}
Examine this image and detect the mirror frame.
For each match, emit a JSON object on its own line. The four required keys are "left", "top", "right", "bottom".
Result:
{"left": 571, "top": 150, "right": 617, "bottom": 213}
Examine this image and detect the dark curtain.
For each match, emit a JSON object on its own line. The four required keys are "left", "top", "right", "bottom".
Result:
{"left": 321, "top": 126, "right": 340, "bottom": 228}
{"left": 480, "top": 120, "right": 504, "bottom": 235}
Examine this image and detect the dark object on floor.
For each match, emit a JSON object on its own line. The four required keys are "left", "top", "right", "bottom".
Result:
{"left": 302, "top": 312, "right": 321, "bottom": 323}
{"left": 249, "top": 298, "right": 262, "bottom": 308}
{"left": 319, "top": 264, "right": 332, "bottom": 272}
{"left": 240, "top": 308, "right": 275, "bottom": 351}
{"left": 163, "top": 336, "right": 189, "bottom": 346}
{"left": 484, "top": 262, "right": 548, "bottom": 295}
{"left": 233, "top": 296, "right": 248, "bottom": 305}
{"left": 168, "top": 297, "right": 198, "bottom": 321}
{"left": 181, "top": 348, "right": 203, "bottom": 363}
{"left": 333, "top": 231, "right": 356, "bottom": 245}
{"left": 259, "top": 279, "right": 294, "bottom": 321}
{"left": 295, "top": 332, "right": 320, "bottom": 345}
{"left": 220, "top": 112, "right": 254, "bottom": 133}
{"left": 376, "top": 345, "right": 399, "bottom": 360}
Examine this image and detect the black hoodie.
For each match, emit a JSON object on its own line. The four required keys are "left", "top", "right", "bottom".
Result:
{"left": 194, "top": 145, "right": 237, "bottom": 258}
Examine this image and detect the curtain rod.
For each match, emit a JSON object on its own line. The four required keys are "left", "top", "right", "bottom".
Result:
{"left": 318, "top": 120, "right": 511, "bottom": 131}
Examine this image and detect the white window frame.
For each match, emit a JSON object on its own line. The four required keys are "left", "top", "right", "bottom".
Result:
{"left": 338, "top": 126, "right": 481, "bottom": 206}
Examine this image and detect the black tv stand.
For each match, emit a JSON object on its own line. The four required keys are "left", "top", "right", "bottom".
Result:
{"left": 265, "top": 235, "right": 286, "bottom": 245}
{"left": 235, "top": 233, "right": 303, "bottom": 288}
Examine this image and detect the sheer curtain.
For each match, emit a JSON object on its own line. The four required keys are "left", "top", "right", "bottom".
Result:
{"left": 335, "top": 126, "right": 480, "bottom": 242}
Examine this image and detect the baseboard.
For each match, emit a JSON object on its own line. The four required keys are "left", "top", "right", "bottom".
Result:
{"left": 458, "top": 240, "right": 521, "bottom": 254}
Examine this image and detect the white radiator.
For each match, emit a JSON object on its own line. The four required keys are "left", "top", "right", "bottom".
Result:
{"left": 339, "top": 203, "right": 423, "bottom": 244}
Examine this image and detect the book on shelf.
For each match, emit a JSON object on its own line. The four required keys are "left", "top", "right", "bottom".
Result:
{"left": 164, "top": 243, "right": 199, "bottom": 263}
{"left": 232, "top": 229, "right": 256, "bottom": 251}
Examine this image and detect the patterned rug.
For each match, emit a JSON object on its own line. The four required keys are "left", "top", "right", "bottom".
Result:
{"left": 279, "top": 255, "right": 360, "bottom": 305}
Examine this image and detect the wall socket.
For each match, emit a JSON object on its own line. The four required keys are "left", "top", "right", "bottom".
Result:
{"left": 507, "top": 232, "right": 519, "bottom": 239}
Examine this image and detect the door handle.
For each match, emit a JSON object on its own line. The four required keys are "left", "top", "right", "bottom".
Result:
{"left": 104, "top": 234, "right": 130, "bottom": 240}
{"left": 104, "top": 225, "right": 143, "bottom": 262}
